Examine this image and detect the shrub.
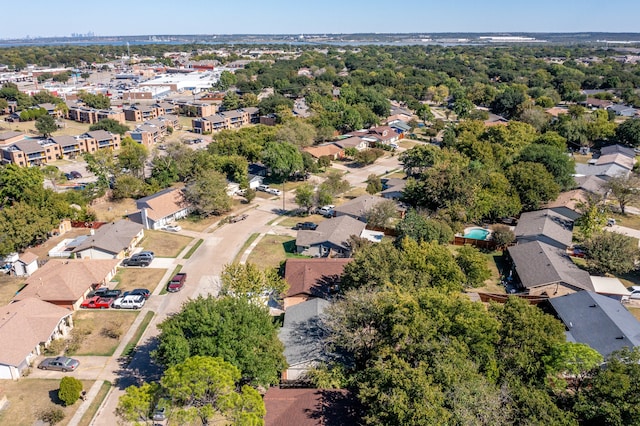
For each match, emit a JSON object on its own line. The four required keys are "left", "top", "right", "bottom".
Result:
{"left": 38, "top": 407, "right": 65, "bottom": 425}
{"left": 45, "top": 338, "right": 67, "bottom": 355}
{"left": 101, "top": 321, "right": 123, "bottom": 339}
{"left": 59, "top": 376, "right": 83, "bottom": 406}
{"left": 491, "top": 225, "right": 516, "bottom": 248}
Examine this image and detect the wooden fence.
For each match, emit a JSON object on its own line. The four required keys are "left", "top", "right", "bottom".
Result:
{"left": 477, "top": 292, "right": 549, "bottom": 305}
{"left": 452, "top": 236, "right": 498, "bottom": 251}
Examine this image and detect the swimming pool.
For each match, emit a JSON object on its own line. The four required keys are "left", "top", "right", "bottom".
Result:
{"left": 463, "top": 228, "right": 490, "bottom": 240}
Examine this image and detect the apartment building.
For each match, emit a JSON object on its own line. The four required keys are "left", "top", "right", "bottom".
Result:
{"left": 192, "top": 107, "right": 259, "bottom": 134}
{"left": 171, "top": 100, "right": 217, "bottom": 117}
{"left": 1, "top": 138, "right": 61, "bottom": 166}
{"left": 127, "top": 115, "right": 179, "bottom": 147}
{"left": 123, "top": 104, "right": 159, "bottom": 122}
{"left": 67, "top": 105, "right": 125, "bottom": 124}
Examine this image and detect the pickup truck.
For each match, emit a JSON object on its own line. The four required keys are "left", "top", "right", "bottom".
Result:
{"left": 88, "top": 288, "right": 122, "bottom": 299}
{"left": 229, "top": 214, "right": 248, "bottom": 223}
{"left": 112, "top": 295, "right": 146, "bottom": 309}
{"left": 167, "top": 272, "right": 187, "bottom": 292}
{"left": 81, "top": 296, "right": 112, "bottom": 309}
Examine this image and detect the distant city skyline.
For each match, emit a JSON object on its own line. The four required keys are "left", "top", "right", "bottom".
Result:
{"left": 3, "top": 0, "right": 640, "bottom": 39}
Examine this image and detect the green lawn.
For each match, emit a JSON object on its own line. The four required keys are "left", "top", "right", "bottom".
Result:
{"left": 245, "top": 235, "right": 309, "bottom": 269}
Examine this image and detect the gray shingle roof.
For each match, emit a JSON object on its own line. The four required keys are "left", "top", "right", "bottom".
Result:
{"left": 333, "top": 195, "right": 388, "bottom": 220}
{"left": 508, "top": 241, "right": 593, "bottom": 291}
{"left": 72, "top": 220, "right": 143, "bottom": 255}
{"left": 548, "top": 291, "right": 640, "bottom": 357}
{"left": 296, "top": 216, "right": 366, "bottom": 250}
{"left": 515, "top": 209, "right": 574, "bottom": 249}
{"left": 279, "top": 298, "right": 330, "bottom": 366}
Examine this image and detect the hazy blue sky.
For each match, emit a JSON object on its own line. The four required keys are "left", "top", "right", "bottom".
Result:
{"left": 3, "top": 0, "right": 640, "bottom": 38}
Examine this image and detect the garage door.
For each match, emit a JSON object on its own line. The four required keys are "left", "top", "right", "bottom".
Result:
{"left": 0, "top": 364, "right": 15, "bottom": 379}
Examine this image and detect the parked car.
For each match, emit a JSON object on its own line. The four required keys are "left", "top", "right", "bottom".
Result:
{"left": 137, "top": 250, "right": 155, "bottom": 258}
{"left": 80, "top": 296, "right": 113, "bottom": 309}
{"left": 229, "top": 214, "right": 248, "bottom": 223}
{"left": 295, "top": 222, "right": 318, "bottom": 230}
{"left": 163, "top": 224, "right": 182, "bottom": 232}
{"left": 112, "top": 295, "right": 146, "bottom": 309}
{"left": 122, "top": 257, "right": 151, "bottom": 267}
{"left": 257, "top": 184, "right": 270, "bottom": 192}
{"left": 315, "top": 205, "right": 335, "bottom": 217}
{"left": 123, "top": 288, "right": 151, "bottom": 299}
{"left": 88, "top": 288, "right": 122, "bottom": 299}
{"left": 628, "top": 286, "right": 640, "bottom": 299}
{"left": 38, "top": 356, "right": 80, "bottom": 372}
{"left": 266, "top": 188, "right": 282, "bottom": 196}
{"left": 64, "top": 172, "right": 74, "bottom": 180}
{"left": 69, "top": 171, "right": 83, "bottom": 179}
{"left": 607, "top": 218, "right": 616, "bottom": 227}
{"left": 389, "top": 143, "right": 399, "bottom": 149}
{"left": 152, "top": 402, "right": 167, "bottom": 421}
{"left": 167, "top": 272, "right": 187, "bottom": 292}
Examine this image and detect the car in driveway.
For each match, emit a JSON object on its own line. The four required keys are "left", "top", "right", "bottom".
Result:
{"left": 266, "top": 188, "right": 282, "bottom": 196}
{"left": 38, "top": 356, "right": 80, "bottom": 372}
{"left": 80, "top": 296, "right": 113, "bottom": 309}
{"left": 123, "top": 288, "right": 151, "bottom": 299}
{"left": 122, "top": 257, "right": 151, "bottom": 267}
{"left": 315, "top": 205, "right": 335, "bottom": 217}
{"left": 112, "top": 295, "right": 146, "bottom": 309}
{"left": 257, "top": 184, "right": 269, "bottom": 192}
{"left": 69, "top": 171, "right": 83, "bottom": 179}
{"left": 628, "top": 286, "right": 640, "bottom": 299}
{"left": 163, "top": 224, "right": 182, "bottom": 232}
{"left": 295, "top": 222, "right": 318, "bottom": 230}
{"left": 88, "top": 288, "right": 122, "bottom": 299}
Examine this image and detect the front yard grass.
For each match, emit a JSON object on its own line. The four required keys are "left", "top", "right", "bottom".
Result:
{"left": 179, "top": 214, "right": 220, "bottom": 232}
{"left": 138, "top": 230, "right": 192, "bottom": 258}
{"left": 111, "top": 267, "right": 168, "bottom": 293}
{"left": 0, "top": 378, "right": 95, "bottom": 426}
{"left": 0, "top": 274, "right": 26, "bottom": 306}
{"left": 245, "top": 235, "right": 307, "bottom": 269}
{"left": 276, "top": 214, "right": 325, "bottom": 228}
{"left": 68, "top": 311, "right": 139, "bottom": 356}
{"left": 608, "top": 212, "right": 640, "bottom": 230}
{"left": 233, "top": 233, "right": 260, "bottom": 263}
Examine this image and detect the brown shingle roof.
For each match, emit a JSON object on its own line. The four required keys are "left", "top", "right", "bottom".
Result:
{"left": 303, "top": 144, "right": 343, "bottom": 159}
{"left": 0, "top": 298, "right": 71, "bottom": 366}
{"left": 284, "top": 258, "right": 352, "bottom": 298}
{"left": 135, "top": 187, "right": 187, "bottom": 221}
{"left": 264, "top": 388, "right": 360, "bottom": 426}
{"left": 15, "top": 259, "right": 119, "bottom": 303}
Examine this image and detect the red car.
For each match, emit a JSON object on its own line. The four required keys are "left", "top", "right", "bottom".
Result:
{"left": 80, "top": 296, "right": 112, "bottom": 309}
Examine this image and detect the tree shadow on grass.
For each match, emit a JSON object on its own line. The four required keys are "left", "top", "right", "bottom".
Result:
{"left": 48, "top": 389, "right": 63, "bottom": 406}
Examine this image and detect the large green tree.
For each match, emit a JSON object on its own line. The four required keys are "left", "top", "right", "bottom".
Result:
{"left": 117, "top": 137, "right": 148, "bottom": 179}
{"left": 35, "top": 114, "right": 57, "bottom": 137}
{"left": 89, "top": 118, "right": 130, "bottom": 135}
{"left": 615, "top": 118, "right": 640, "bottom": 147}
{"left": 154, "top": 295, "right": 286, "bottom": 386}
{"left": 583, "top": 231, "right": 640, "bottom": 275}
{"left": 262, "top": 142, "right": 303, "bottom": 180}
{"left": 182, "top": 170, "right": 232, "bottom": 217}
{"left": 505, "top": 162, "right": 560, "bottom": 211}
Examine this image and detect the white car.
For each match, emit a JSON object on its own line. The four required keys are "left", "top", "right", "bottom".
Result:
{"left": 316, "top": 205, "right": 335, "bottom": 217}
{"left": 257, "top": 184, "right": 270, "bottom": 192}
{"left": 266, "top": 188, "right": 282, "bottom": 196}
{"left": 389, "top": 143, "right": 399, "bottom": 149}
{"left": 164, "top": 225, "right": 182, "bottom": 232}
{"left": 628, "top": 286, "right": 640, "bottom": 299}
{"left": 112, "top": 295, "right": 146, "bottom": 309}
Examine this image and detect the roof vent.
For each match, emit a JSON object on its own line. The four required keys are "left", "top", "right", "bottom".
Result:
{"left": 589, "top": 304, "right": 597, "bottom": 308}
{"left": 616, "top": 336, "right": 625, "bottom": 340}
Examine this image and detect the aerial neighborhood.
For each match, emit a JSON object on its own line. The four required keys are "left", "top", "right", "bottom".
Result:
{"left": 2, "top": 34, "right": 640, "bottom": 426}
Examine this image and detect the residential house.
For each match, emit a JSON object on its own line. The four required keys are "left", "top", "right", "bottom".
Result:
{"left": 296, "top": 216, "right": 366, "bottom": 257}
{"left": 333, "top": 136, "right": 368, "bottom": 152}
{"left": 514, "top": 209, "right": 574, "bottom": 250}
{"left": 387, "top": 119, "right": 412, "bottom": 135}
{"left": 129, "top": 187, "right": 190, "bottom": 230}
{"left": 607, "top": 104, "right": 638, "bottom": 117}
{"left": 283, "top": 258, "right": 352, "bottom": 309}
{"left": 0, "top": 298, "right": 73, "bottom": 379}
{"left": 247, "top": 174, "right": 264, "bottom": 190}
{"left": 366, "top": 125, "right": 400, "bottom": 145}
{"left": 381, "top": 178, "right": 407, "bottom": 200}
{"left": 584, "top": 98, "right": 613, "bottom": 109}
{"left": 14, "top": 259, "right": 119, "bottom": 310}
{"left": 507, "top": 241, "right": 593, "bottom": 297}
{"left": 575, "top": 144, "right": 636, "bottom": 179}
{"left": 333, "top": 195, "right": 394, "bottom": 222}
{"left": 589, "top": 276, "right": 631, "bottom": 302}
{"left": 72, "top": 220, "right": 144, "bottom": 259}
{"left": 544, "top": 190, "right": 589, "bottom": 221}
{"left": 12, "top": 252, "right": 38, "bottom": 277}
{"left": 303, "top": 143, "right": 344, "bottom": 160}
{"left": 264, "top": 388, "right": 360, "bottom": 426}
{"left": 545, "top": 291, "right": 640, "bottom": 357}
{"left": 279, "top": 298, "right": 330, "bottom": 381}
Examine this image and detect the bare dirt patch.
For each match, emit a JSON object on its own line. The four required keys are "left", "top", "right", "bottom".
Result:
{"left": 111, "top": 267, "right": 168, "bottom": 293}
{"left": 69, "top": 311, "right": 138, "bottom": 356}
{"left": 138, "top": 230, "right": 193, "bottom": 258}
{"left": 0, "top": 378, "right": 94, "bottom": 426}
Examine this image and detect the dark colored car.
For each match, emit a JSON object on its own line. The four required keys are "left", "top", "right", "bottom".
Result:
{"left": 229, "top": 214, "right": 248, "bottom": 223}
{"left": 123, "top": 288, "right": 151, "bottom": 299}
{"left": 64, "top": 172, "right": 74, "bottom": 180}
{"left": 89, "top": 288, "right": 122, "bottom": 299}
{"left": 70, "top": 171, "right": 83, "bottom": 179}
{"left": 38, "top": 356, "right": 80, "bottom": 372}
{"left": 122, "top": 257, "right": 151, "bottom": 267}
{"left": 167, "top": 272, "right": 187, "bottom": 292}
{"left": 295, "top": 222, "right": 318, "bottom": 230}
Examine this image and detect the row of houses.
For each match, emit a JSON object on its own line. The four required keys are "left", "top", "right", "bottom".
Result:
{"left": 303, "top": 125, "right": 406, "bottom": 160}
{"left": 0, "top": 129, "right": 121, "bottom": 167}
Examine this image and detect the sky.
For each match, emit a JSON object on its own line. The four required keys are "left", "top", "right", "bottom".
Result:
{"left": 3, "top": 0, "right": 640, "bottom": 39}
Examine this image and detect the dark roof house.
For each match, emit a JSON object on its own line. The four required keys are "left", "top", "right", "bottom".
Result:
{"left": 514, "top": 209, "right": 574, "bottom": 249}
{"left": 296, "top": 216, "right": 366, "bottom": 258}
{"left": 72, "top": 220, "right": 144, "bottom": 259}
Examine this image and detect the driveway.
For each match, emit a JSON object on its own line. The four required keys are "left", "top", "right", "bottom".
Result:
{"left": 605, "top": 224, "right": 640, "bottom": 246}
{"left": 29, "top": 356, "right": 109, "bottom": 380}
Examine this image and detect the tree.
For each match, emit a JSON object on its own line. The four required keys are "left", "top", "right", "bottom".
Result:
{"left": 354, "top": 148, "right": 384, "bottom": 165}
{"left": 154, "top": 295, "right": 285, "bottom": 386}
{"left": 42, "top": 165, "right": 66, "bottom": 192}
{"left": 395, "top": 209, "right": 454, "bottom": 245}
{"left": 615, "top": 118, "right": 640, "bottom": 147}
{"left": 491, "top": 86, "right": 528, "bottom": 119}
{"left": 543, "top": 342, "right": 603, "bottom": 391}
{"left": 0, "top": 164, "right": 44, "bottom": 205}
{"left": 455, "top": 245, "right": 491, "bottom": 288}
{"left": 222, "top": 92, "right": 240, "bottom": 111}
{"left": 161, "top": 356, "right": 265, "bottom": 425}
{"left": 575, "top": 195, "right": 608, "bottom": 239}
{"left": 112, "top": 175, "right": 147, "bottom": 199}
{"left": 84, "top": 149, "right": 116, "bottom": 189}
{"left": 116, "top": 382, "right": 159, "bottom": 424}
{"left": 0, "top": 202, "right": 57, "bottom": 256}
{"left": 505, "top": 162, "right": 560, "bottom": 211}
{"left": 517, "top": 144, "right": 575, "bottom": 190}
{"left": 365, "top": 174, "right": 382, "bottom": 195}
{"left": 58, "top": 377, "right": 83, "bottom": 406}
{"left": 320, "top": 171, "right": 350, "bottom": 196}
{"left": 294, "top": 183, "right": 315, "bottom": 212}
{"left": 604, "top": 174, "right": 640, "bottom": 215}
{"left": 216, "top": 70, "right": 237, "bottom": 91}
{"left": 220, "top": 262, "right": 288, "bottom": 301}
{"left": 182, "top": 170, "right": 232, "bottom": 217}
{"left": 118, "top": 137, "right": 148, "bottom": 179}
{"left": 35, "top": 114, "right": 57, "bottom": 137}
{"left": 276, "top": 120, "right": 317, "bottom": 147}
{"left": 262, "top": 142, "right": 303, "bottom": 180}
{"left": 240, "top": 92, "right": 259, "bottom": 108}
{"left": 89, "top": 118, "right": 130, "bottom": 135}
{"left": 364, "top": 199, "right": 397, "bottom": 228}
{"left": 78, "top": 92, "right": 110, "bottom": 109}
{"left": 582, "top": 231, "right": 640, "bottom": 275}
{"left": 244, "top": 188, "right": 256, "bottom": 203}
{"left": 490, "top": 224, "right": 515, "bottom": 248}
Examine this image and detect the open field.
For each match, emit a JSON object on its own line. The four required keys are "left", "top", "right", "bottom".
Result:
{"left": 90, "top": 198, "right": 137, "bottom": 222}
{"left": 111, "top": 267, "right": 168, "bottom": 293}
{"left": 0, "top": 378, "right": 94, "bottom": 426}
{"left": 0, "top": 274, "right": 26, "bottom": 306}
{"left": 69, "top": 310, "right": 139, "bottom": 356}
{"left": 138, "top": 230, "right": 193, "bottom": 258}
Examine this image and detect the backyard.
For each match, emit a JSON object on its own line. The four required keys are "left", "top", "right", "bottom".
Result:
{"left": 0, "top": 378, "right": 94, "bottom": 426}
{"left": 90, "top": 198, "right": 137, "bottom": 223}
{"left": 0, "top": 274, "right": 26, "bottom": 306}
{"left": 68, "top": 310, "right": 139, "bottom": 356}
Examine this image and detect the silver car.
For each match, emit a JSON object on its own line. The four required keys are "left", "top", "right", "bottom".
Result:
{"left": 38, "top": 356, "right": 80, "bottom": 372}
